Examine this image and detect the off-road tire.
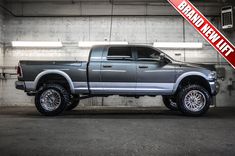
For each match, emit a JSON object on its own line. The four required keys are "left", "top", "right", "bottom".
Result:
{"left": 177, "top": 85, "right": 211, "bottom": 116}
{"left": 35, "top": 84, "right": 70, "bottom": 116}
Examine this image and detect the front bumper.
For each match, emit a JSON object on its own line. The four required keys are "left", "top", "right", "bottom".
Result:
{"left": 15, "top": 81, "right": 25, "bottom": 91}
{"left": 209, "top": 81, "right": 220, "bottom": 96}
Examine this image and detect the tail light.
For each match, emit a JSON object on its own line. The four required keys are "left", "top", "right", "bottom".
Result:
{"left": 17, "top": 65, "right": 23, "bottom": 77}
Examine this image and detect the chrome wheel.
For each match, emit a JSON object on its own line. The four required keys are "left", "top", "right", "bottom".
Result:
{"left": 184, "top": 90, "right": 206, "bottom": 112}
{"left": 40, "top": 89, "right": 61, "bottom": 111}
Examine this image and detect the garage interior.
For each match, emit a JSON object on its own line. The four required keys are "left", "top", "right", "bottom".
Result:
{"left": 0, "top": 0, "right": 235, "bottom": 155}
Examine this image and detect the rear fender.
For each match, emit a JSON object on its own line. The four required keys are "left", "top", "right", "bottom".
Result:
{"left": 33, "top": 70, "right": 75, "bottom": 93}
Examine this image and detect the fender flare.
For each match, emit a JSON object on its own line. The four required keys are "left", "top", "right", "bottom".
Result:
{"left": 173, "top": 71, "right": 208, "bottom": 93}
{"left": 33, "top": 70, "right": 75, "bottom": 93}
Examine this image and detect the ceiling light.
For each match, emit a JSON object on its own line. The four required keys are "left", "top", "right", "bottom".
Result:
{"left": 12, "top": 41, "right": 63, "bottom": 48}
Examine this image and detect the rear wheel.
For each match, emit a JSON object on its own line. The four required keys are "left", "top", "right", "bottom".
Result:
{"left": 35, "top": 84, "right": 69, "bottom": 116}
{"left": 177, "top": 85, "right": 211, "bottom": 116}
{"left": 66, "top": 95, "right": 80, "bottom": 111}
{"left": 162, "top": 95, "right": 178, "bottom": 111}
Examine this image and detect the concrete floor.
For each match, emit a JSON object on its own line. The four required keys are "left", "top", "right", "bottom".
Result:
{"left": 0, "top": 107, "right": 235, "bottom": 156}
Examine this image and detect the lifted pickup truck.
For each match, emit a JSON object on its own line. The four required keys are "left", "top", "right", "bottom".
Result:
{"left": 15, "top": 45, "right": 218, "bottom": 116}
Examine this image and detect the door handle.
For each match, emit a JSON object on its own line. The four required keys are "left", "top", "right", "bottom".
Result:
{"left": 103, "top": 65, "right": 112, "bottom": 68}
{"left": 138, "top": 66, "right": 148, "bottom": 68}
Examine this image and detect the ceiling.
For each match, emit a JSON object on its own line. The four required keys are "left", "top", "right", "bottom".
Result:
{"left": 3, "top": 0, "right": 235, "bottom": 5}
{"left": 0, "top": 0, "right": 232, "bottom": 17}
{"left": 2, "top": 0, "right": 230, "bottom": 2}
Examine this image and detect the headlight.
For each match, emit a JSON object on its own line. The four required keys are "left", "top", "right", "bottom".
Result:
{"left": 208, "top": 71, "right": 217, "bottom": 80}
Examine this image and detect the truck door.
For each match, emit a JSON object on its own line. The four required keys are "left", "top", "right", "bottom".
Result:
{"left": 135, "top": 47, "right": 175, "bottom": 95}
{"left": 97, "top": 46, "right": 136, "bottom": 94}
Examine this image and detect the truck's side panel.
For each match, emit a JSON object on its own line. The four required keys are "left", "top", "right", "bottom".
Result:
{"left": 19, "top": 61, "right": 88, "bottom": 93}
{"left": 136, "top": 61, "right": 175, "bottom": 95}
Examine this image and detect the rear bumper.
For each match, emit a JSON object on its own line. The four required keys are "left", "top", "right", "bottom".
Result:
{"left": 209, "top": 81, "right": 219, "bottom": 96}
{"left": 15, "top": 81, "right": 25, "bottom": 91}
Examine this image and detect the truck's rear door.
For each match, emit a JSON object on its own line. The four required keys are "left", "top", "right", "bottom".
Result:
{"left": 94, "top": 46, "right": 136, "bottom": 94}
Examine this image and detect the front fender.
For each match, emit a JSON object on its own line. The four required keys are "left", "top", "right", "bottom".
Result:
{"left": 173, "top": 71, "right": 208, "bottom": 93}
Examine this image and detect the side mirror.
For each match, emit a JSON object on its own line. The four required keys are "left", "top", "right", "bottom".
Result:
{"left": 160, "top": 53, "right": 166, "bottom": 62}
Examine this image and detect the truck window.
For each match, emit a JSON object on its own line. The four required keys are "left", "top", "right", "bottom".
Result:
{"left": 107, "top": 47, "right": 132, "bottom": 60}
{"left": 137, "top": 47, "right": 160, "bottom": 61}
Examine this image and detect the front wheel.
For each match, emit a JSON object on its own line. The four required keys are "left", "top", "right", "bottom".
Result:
{"left": 35, "top": 84, "right": 70, "bottom": 116}
{"left": 177, "top": 85, "right": 211, "bottom": 116}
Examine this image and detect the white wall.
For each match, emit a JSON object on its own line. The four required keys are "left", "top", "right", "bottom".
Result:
{"left": 0, "top": 4, "right": 3, "bottom": 65}
{"left": 0, "top": 7, "right": 4, "bottom": 106}
{"left": 0, "top": 14, "right": 3, "bottom": 44}
{"left": 5, "top": 2, "right": 221, "bottom": 16}
{"left": 3, "top": 16, "right": 220, "bottom": 65}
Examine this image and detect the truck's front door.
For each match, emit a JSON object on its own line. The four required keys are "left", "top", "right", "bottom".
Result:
{"left": 97, "top": 46, "right": 136, "bottom": 94}
{"left": 135, "top": 47, "right": 175, "bottom": 95}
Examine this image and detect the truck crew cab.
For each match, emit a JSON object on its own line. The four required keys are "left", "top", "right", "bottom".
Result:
{"left": 15, "top": 45, "right": 218, "bottom": 116}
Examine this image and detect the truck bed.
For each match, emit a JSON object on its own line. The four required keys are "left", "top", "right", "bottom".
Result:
{"left": 19, "top": 60, "right": 88, "bottom": 82}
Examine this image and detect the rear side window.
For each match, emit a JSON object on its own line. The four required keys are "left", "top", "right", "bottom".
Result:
{"left": 107, "top": 47, "right": 132, "bottom": 60}
{"left": 137, "top": 47, "right": 160, "bottom": 61}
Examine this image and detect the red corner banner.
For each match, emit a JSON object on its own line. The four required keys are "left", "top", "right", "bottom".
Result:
{"left": 168, "top": 0, "right": 235, "bottom": 68}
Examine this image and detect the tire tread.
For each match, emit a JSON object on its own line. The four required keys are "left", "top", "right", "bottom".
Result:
{"left": 177, "top": 84, "right": 211, "bottom": 116}
{"left": 35, "top": 84, "right": 70, "bottom": 116}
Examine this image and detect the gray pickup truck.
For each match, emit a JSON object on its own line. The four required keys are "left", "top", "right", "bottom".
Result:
{"left": 15, "top": 45, "right": 218, "bottom": 116}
